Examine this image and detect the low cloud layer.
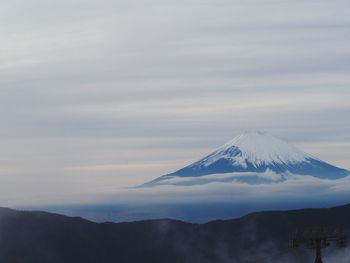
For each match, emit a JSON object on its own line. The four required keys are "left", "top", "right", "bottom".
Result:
{"left": 16, "top": 174, "right": 350, "bottom": 223}
{"left": 98, "top": 175, "right": 350, "bottom": 205}
{"left": 8, "top": 174, "right": 350, "bottom": 210}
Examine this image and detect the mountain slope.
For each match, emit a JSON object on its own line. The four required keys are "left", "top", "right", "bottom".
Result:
{"left": 144, "top": 131, "right": 349, "bottom": 186}
{"left": 1, "top": 205, "right": 350, "bottom": 263}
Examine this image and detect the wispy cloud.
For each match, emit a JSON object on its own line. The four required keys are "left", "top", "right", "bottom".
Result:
{"left": 0, "top": 0, "right": 349, "bottom": 205}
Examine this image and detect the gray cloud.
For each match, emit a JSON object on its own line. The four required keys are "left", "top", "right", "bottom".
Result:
{"left": 0, "top": 0, "right": 349, "bottom": 205}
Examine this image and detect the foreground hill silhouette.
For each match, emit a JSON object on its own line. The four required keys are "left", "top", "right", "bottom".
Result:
{"left": 0, "top": 204, "right": 350, "bottom": 263}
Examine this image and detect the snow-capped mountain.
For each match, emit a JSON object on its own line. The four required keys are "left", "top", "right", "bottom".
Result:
{"left": 142, "top": 131, "right": 350, "bottom": 186}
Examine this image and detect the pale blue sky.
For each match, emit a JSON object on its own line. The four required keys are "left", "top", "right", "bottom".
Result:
{"left": 0, "top": 0, "right": 349, "bottom": 205}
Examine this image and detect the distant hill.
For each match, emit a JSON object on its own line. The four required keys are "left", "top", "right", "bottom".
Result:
{"left": 1, "top": 204, "right": 350, "bottom": 262}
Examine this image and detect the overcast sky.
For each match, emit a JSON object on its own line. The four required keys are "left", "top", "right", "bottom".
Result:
{"left": 0, "top": 0, "right": 349, "bottom": 206}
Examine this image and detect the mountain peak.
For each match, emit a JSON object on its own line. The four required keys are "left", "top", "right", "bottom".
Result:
{"left": 142, "top": 132, "right": 350, "bottom": 187}
{"left": 209, "top": 131, "right": 311, "bottom": 168}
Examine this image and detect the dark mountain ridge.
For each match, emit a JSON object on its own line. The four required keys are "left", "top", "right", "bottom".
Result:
{"left": 1, "top": 204, "right": 350, "bottom": 262}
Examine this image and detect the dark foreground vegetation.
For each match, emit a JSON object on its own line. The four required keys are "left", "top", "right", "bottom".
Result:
{"left": 0, "top": 204, "right": 350, "bottom": 263}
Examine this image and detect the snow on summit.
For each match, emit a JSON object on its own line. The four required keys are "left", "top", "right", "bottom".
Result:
{"left": 142, "top": 131, "right": 350, "bottom": 187}
{"left": 201, "top": 131, "right": 311, "bottom": 168}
